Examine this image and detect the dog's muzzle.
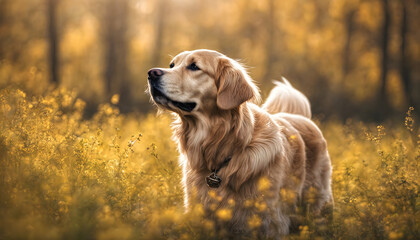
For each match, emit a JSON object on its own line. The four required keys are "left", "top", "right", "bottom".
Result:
{"left": 147, "top": 68, "right": 197, "bottom": 112}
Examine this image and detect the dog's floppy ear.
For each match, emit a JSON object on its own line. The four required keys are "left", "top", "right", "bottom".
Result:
{"left": 216, "top": 58, "right": 255, "bottom": 110}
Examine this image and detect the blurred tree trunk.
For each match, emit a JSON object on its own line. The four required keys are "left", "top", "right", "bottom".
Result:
{"left": 151, "top": 0, "right": 167, "bottom": 66}
{"left": 263, "top": 0, "right": 276, "bottom": 85}
{"left": 377, "top": 0, "right": 391, "bottom": 118}
{"left": 399, "top": 0, "right": 414, "bottom": 107}
{"left": 0, "top": 0, "right": 6, "bottom": 59}
{"left": 102, "top": 0, "right": 130, "bottom": 109}
{"left": 47, "top": 0, "right": 60, "bottom": 84}
{"left": 343, "top": 9, "right": 356, "bottom": 76}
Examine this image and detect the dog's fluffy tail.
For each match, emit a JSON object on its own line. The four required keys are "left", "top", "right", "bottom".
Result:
{"left": 262, "top": 77, "right": 312, "bottom": 118}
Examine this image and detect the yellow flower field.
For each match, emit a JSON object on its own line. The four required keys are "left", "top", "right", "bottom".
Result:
{"left": 0, "top": 88, "right": 418, "bottom": 239}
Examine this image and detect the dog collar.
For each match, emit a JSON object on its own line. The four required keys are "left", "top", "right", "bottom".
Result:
{"left": 206, "top": 156, "right": 232, "bottom": 188}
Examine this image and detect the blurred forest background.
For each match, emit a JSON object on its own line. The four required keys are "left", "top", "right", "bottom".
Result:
{"left": 0, "top": 0, "right": 419, "bottom": 120}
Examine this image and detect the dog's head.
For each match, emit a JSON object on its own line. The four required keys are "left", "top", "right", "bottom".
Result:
{"left": 147, "top": 49, "right": 260, "bottom": 115}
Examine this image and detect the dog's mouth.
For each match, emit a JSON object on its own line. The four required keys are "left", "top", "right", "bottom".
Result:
{"left": 149, "top": 81, "right": 197, "bottom": 112}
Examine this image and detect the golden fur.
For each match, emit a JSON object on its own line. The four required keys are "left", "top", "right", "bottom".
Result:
{"left": 263, "top": 78, "right": 312, "bottom": 118}
{"left": 147, "top": 49, "right": 333, "bottom": 239}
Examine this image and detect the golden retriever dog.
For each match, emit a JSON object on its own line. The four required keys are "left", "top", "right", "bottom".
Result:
{"left": 147, "top": 49, "right": 333, "bottom": 239}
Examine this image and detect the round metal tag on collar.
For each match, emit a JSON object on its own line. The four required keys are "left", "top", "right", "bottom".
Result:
{"left": 206, "top": 172, "right": 222, "bottom": 188}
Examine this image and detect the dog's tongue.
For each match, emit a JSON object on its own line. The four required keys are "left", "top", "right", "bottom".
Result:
{"left": 172, "top": 101, "right": 196, "bottom": 112}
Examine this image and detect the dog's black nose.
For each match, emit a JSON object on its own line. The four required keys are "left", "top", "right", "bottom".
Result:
{"left": 148, "top": 68, "right": 164, "bottom": 79}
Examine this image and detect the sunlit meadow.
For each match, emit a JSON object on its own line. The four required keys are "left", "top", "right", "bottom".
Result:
{"left": 0, "top": 88, "right": 419, "bottom": 239}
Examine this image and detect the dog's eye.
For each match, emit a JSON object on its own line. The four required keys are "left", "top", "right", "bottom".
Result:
{"left": 169, "top": 62, "right": 175, "bottom": 68}
{"left": 187, "top": 63, "right": 200, "bottom": 71}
